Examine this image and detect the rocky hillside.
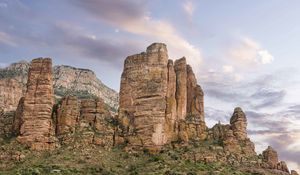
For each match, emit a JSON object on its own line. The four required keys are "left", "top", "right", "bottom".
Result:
{"left": 0, "top": 44, "right": 299, "bottom": 175}
{"left": 0, "top": 61, "right": 118, "bottom": 112}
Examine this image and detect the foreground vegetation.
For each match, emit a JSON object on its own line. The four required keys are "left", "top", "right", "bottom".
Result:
{"left": 0, "top": 138, "right": 260, "bottom": 175}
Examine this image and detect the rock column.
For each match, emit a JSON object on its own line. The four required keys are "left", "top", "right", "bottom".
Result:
{"left": 17, "top": 58, "right": 57, "bottom": 150}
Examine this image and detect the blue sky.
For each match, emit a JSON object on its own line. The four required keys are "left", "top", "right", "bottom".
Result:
{"left": 0, "top": 0, "right": 300, "bottom": 171}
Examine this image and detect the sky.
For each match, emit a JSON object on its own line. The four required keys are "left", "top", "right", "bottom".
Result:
{"left": 0, "top": 0, "right": 300, "bottom": 172}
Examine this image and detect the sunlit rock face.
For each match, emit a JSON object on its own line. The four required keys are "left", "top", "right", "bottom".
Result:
{"left": 118, "top": 43, "right": 206, "bottom": 151}
{"left": 230, "top": 107, "right": 247, "bottom": 140}
{"left": 17, "top": 58, "right": 58, "bottom": 151}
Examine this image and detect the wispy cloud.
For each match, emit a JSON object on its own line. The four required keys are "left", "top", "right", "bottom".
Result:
{"left": 229, "top": 37, "right": 274, "bottom": 66}
{"left": 70, "top": 0, "right": 203, "bottom": 73}
{"left": 183, "top": 0, "right": 195, "bottom": 18}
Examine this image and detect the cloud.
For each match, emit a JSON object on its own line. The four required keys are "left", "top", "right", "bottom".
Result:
{"left": 222, "top": 65, "right": 234, "bottom": 73}
{"left": 258, "top": 50, "right": 274, "bottom": 64}
{"left": 201, "top": 68, "right": 288, "bottom": 110}
{"left": 69, "top": 0, "right": 203, "bottom": 73}
{"left": 183, "top": 0, "right": 195, "bottom": 17}
{"left": 229, "top": 37, "right": 274, "bottom": 66}
{"left": 251, "top": 88, "right": 286, "bottom": 109}
{"left": 0, "top": 31, "right": 17, "bottom": 47}
{"left": 48, "top": 22, "right": 140, "bottom": 67}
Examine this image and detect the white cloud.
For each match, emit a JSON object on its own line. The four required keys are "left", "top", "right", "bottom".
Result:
{"left": 258, "top": 50, "right": 274, "bottom": 64}
{"left": 183, "top": 0, "right": 195, "bottom": 17}
{"left": 229, "top": 37, "right": 274, "bottom": 65}
{"left": 222, "top": 65, "right": 234, "bottom": 73}
{"left": 100, "top": 12, "right": 202, "bottom": 74}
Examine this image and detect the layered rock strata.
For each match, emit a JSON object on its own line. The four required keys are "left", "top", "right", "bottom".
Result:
{"left": 262, "top": 146, "right": 289, "bottom": 173}
{"left": 118, "top": 43, "right": 206, "bottom": 150}
{"left": 208, "top": 107, "right": 256, "bottom": 157}
{"left": 16, "top": 58, "right": 57, "bottom": 150}
{"left": 55, "top": 97, "right": 114, "bottom": 147}
{"left": 56, "top": 96, "right": 80, "bottom": 142}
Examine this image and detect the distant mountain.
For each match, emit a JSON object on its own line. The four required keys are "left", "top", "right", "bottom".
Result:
{"left": 0, "top": 60, "right": 119, "bottom": 113}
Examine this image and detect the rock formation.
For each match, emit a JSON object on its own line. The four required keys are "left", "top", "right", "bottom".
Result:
{"left": 12, "top": 97, "right": 24, "bottom": 135}
{"left": 0, "top": 61, "right": 118, "bottom": 113}
{"left": 55, "top": 96, "right": 114, "bottom": 147}
{"left": 262, "top": 146, "right": 279, "bottom": 169}
{"left": 291, "top": 170, "right": 299, "bottom": 175}
{"left": 208, "top": 107, "right": 256, "bottom": 157}
{"left": 56, "top": 96, "right": 80, "bottom": 141}
{"left": 0, "top": 43, "right": 298, "bottom": 175}
{"left": 230, "top": 107, "right": 247, "bottom": 140}
{"left": 16, "top": 58, "right": 57, "bottom": 150}
{"left": 262, "top": 146, "right": 289, "bottom": 173}
{"left": 118, "top": 43, "right": 206, "bottom": 151}
{"left": 0, "top": 61, "right": 28, "bottom": 112}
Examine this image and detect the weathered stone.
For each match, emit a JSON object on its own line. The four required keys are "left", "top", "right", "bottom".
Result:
{"left": 79, "top": 98, "right": 114, "bottom": 147}
{"left": 230, "top": 107, "right": 247, "bottom": 140}
{"left": 118, "top": 43, "right": 169, "bottom": 150}
{"left": 208, "top": 123, "right": 231, "bottom": 141}
{"left": 0, "top": 79, "right": 24, "bottom": 112}
{"left": 17, "top": 58, "right": 57, "bottom": 150}
{"left": 185, "top": 65, "right": 207, "bottom": 140}
{"left": 291, "top": 170, "right": 299, "bottom": 175}
{"left": 223, "top": 129, "right": 241, "bottom": 154}
{"left": 174, "top": 57, "right": 187, "bottom": 121}
{"left": 277, "top": 161, "right": 289, "bottom": 173}
{"left": 56, "top": 96, "right": 80, "bottom": 142}
{"left": 12, "top": 97, "right": 25, "bottom": 135}
{"left": 262, "top": 146, "right": 279, "bottom": 169}
{"left": 207, "top": 108, "right": 255, "bottom": 158}
{"left": 118, "top": 43, "right": 209, "bottom": 149}
{"left": 165, "top": 60, "right": 177, "bottom": 141}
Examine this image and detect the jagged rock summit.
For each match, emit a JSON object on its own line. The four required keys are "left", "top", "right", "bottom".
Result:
{"left": 117, "top": 43, "right": 206, "bottom": 151}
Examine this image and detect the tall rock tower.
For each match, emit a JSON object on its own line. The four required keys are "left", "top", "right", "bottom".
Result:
{"left": 17, "top": 58, "right": 57, "bottom": 150}
{"left": 118, "top": 43, "right": 206, "bottom": 151}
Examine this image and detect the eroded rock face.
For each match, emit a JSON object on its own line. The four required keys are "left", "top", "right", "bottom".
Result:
{"left": 262, "top": 146, "right": 279, "bottom": 169}
{"left": 230, "top": 107, "right": 247, "bottom": 140}
{"left": 78, "top": 98, "right": 115, "bottom": 148}
{"left": 17, "top": 58, "right": 57, "bottom": 150}
{"left": 207, "top": 108, "right": 256, "bottom": 158}
{"left": 56, "top": 96, "right": 80, "bottom": 141}
{"left": 174, "top": 58, "right": 187, "bottom": 121}
{"left": 165, "top": 60, "right": 177, "bottom": 141}
{"left": 118, "top": 43, "right": 206, "bottom": 150}
{"left": 12, "top": 97, "right": 25, "bottom": 135}
{"left": 118, "top": 43, "right": 169, "bottom": 150}
{"left": 55, "top": 97, "right": 114, "bottom": 147}
{"left": 261, "top": 146, "right": 290, "bottom": 172}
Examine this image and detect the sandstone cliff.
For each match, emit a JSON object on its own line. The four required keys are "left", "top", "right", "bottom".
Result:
{"left": 0, "top": 62, "right": 118, "bottom": 113}
{"left": 16, "top": 58, "right": 57, "bottom": 150}
{"left": 117, "top": 43, "right": 206, "bottom": 151}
